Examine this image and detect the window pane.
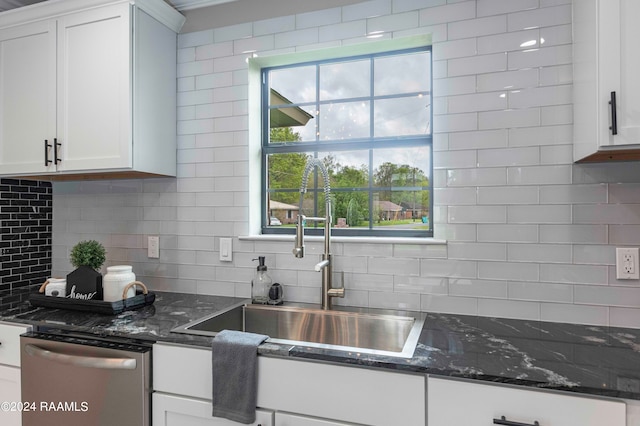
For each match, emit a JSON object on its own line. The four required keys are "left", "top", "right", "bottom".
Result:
{"left": 267, "top": 152, "right": 311, "bottom": 197}
{"left": 318, "top": 151, "right": 370, "bottom": 188}
{"left": 372, "top": 191, "right": 429, "bottom": 230}
{"left": 334, "top": 191, "right": 370, "bottom": 228}
{"left": 320, "top": 59, "right": 370, "bottom": 101}
{"left": 374, "top": 51, "right": 430, "bottom": 96}
{"left": 372, "top": 146, "right": 430, "bottom": 188}
{"left": 374, "top": 95, "right": 431, "bottom": 137}
{"left": 269, "top": 107, "right": 317, "bottom": 143}
{"left": 266, "top": 191, "right": 300, "bottom": 227}
{"left": 319, "top": 101, "right": 370, "bottom": 140}
{"left": 270, "top": 65, "right": 316, "bottom": 104}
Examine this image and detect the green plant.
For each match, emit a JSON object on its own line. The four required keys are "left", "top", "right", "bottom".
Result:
{"left": 70, "top": 240, "right": 106, "bottom": 271}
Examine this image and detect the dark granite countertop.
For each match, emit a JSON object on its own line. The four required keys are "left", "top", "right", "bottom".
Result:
{"left": 3, "top": 287, "right": 640, "bottom": 401}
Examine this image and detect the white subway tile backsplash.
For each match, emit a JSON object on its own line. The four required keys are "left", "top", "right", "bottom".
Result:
{"left": 433, "top": 149, "right": 477, "bottom": 169}
{"left": 507, "top": 5, "right": 571, "bottom": 32}
{"left": 509, "top": 85, "right": 571, "bottom": 109}
{"left": 448, "top": 129, "right": 507, "bottom": 150}
{"left": 535, "top": 141, "right": 570, "bottom": 163}
{"left": 477, "top": 185, "right": 538, "bottom": 204}
{"left": 448, "top": 52, "right": 507, "bottom": 77}
{"left": 49, "top": 0, "right": 640, "bottom": 329}
{"left": 478, "top": 261, "right": 538, "bottom": 281}
{"left": 540, "top": 303, "right": 609, "bottom": 326}
{"left": 419, "top": 1, "right": 476, "bottom": 26}
{"left": 421, "top": 294, "right": 478, "bottom": 315}
{"left": 508, "top": 45, "right": 572, "bottom": 70}
{"left": 343, "top": 0, "right": 392, "bottom": 21}
{"left": 479, "top": 108, "right": 540, "bottom": 130}
{"left": 254, "top": 15, "right": 296, "bottom": 35}
{"left": 540, "top": 264, "right": 608, "bottom": 285}
{"left": 477, "top": 29, "right": 538, "bottom": 55}
{"left": 477, "top": 0, "right": 538, "bottom": 18}
{"left": 433, "top": 38, "right": 477, "bottom": 61}
{"left": 448, "top": 92, "right": 507, "bottom": 114}
{"left": 508, "top": 204, "right": 571, "bottom": 224}
{"left": 367, "top": 11, "right": 419, "bottom": 34}
{"left": 433, "top": 75, "right": 477, "bottom": 96}
{"left": 449, "top": 278, "right": 507, "bottom": 298}
{"left": 449, "top": 205, "right": 507, "bottom": 223}
{"left": 508, "top": 125, "right": 572, "bottom": 147}
{"left": 507, "top": 165, "right": 571, "bottom": 185}
{"left": 507, "top": 243, "right": 571, "bottom": 263}
{"left": 448, "top": 242, "right": 507, "bottom": 260}
{"left": 448, "top": 15, "right": 506, "bottom": 40}
{"left": 508, "top": 281, "right": 573, "bottom": 303}
{"left": 539, "top": 184, "right": 607, "bottom": 204}
{"left": 476, "top": 69, "right": 538, "bottom": 92}
{"left": 477, "top": 146, "right": 539, "bottom": 167}
{"left": 477, "top": 298, "right": 540, "bottom": 320}
{"left": 477, "top": 224, "right": 538, "bottom": 243}
{"left": 446, "top": 167, "right": 507, "bottom": 186}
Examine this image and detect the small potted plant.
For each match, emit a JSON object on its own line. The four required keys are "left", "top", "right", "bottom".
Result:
{"left": 66, "top": 240, "right": 106, "bottom": 300}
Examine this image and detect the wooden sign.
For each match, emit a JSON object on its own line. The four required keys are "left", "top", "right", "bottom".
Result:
{"left": 66, "top": 266, "right": 103, "bottom": 300}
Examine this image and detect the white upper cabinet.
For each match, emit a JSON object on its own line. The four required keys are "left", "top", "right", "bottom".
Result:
{"left": 0, "top": 0, "right": 184, "bottom": 179}
{"left": 0, "top": 20, "right": 56, "bottom": 175}
{"left": 574, "top": 0, "right": 640, "bottom": 162}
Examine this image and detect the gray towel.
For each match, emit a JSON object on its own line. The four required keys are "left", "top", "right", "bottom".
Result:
{"left": 212, "top": 329, "right": 268, "bottom": 424}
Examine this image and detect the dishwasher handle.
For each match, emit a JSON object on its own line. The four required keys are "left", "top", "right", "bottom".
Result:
{"left": 24, "top": 343, "right": 137, "bottom": 370}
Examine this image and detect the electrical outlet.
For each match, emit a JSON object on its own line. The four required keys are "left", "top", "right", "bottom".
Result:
{"left": 616, "top": 247, "right": 639, "bottom": 280}
{"left": 148, "top": 236, "right": 160, "bottom": 259}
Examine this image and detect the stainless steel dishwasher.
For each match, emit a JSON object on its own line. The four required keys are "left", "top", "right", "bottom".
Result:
{"left": 20, "top": 329, "right": 151, "bottom": 426}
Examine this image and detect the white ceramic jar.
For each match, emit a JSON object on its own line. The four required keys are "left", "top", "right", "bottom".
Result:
{"left": 45, "top": 278, "right": 67, "bottom": 297}
{"left": 102, "top": 265, "right": 136, "bottom": 302}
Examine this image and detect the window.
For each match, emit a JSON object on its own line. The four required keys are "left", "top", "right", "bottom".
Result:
{"left": 261, "top": 46, "right": 432, "bottom": 237}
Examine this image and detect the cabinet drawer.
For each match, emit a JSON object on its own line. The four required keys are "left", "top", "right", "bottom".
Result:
{"left": 428, "top": 376, "right": 626, "bottom": 426}
{"left": 153, "top": 393, "right": 273, "bottom": 426}
{"left": 0, "top": 322, "right": 31, "bottom": 366}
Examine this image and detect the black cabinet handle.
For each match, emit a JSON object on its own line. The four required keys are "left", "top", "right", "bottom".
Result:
{"left": 54, "top": 138, "right": 61, "bottom": 164}
{"left": 44, "top": 139, "right": 52, "bottom": 166}
{"left": 609, "top": 91, "right": 618, "bottom": 135}
{"left": 494, "top": 416, "right": 540, "bottom": 426}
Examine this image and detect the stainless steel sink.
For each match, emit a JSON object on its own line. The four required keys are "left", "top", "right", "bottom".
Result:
{"left": 171, "top": 302, "right": 425, "bottom": 358}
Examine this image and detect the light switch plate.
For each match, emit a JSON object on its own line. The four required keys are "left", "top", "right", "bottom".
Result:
{"left": 220, "top": 238, "right": 232, "bottom": 262}
{"left": 148, "top": 236, "right": 160, "bottom": 259}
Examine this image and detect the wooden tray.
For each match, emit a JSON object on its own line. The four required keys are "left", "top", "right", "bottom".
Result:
{"left": 30, "top": 281, "right": 155, "bottom": 315}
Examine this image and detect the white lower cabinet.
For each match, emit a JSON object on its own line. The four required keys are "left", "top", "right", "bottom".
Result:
{"left": 274, "top": 412, "right": 349, "bottom": 426}
{"left": 0, "top": 322, "right": 32, "bottom": 426}
{"left": 153, "top": 343, "right": 425, "bottom": 426}
{"left": 428, "top": 376, "right": 626, "bottom": 426}
{"left": 153, "top": 393, "right": 273, "bottom": 426}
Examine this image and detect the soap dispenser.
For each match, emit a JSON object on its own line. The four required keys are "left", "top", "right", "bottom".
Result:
{"left": 251, "top": 256, "right": 272, "bottom": 304}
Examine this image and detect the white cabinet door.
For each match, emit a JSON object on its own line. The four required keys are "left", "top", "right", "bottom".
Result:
{"left": 56, "top": 3, "right": 131, "bottom": 172}
{"left": 153, "top": 393, "right": 273, "bottom": 426}
{"left": 598, "top": 0, "right": 640, "bottom": 148}
{"left": 0, "top": 20, "right": 56, "bottom": 174}
{"left": 0, "top": 364, "right": 21, "bottom": 426}
{"left": 275, "top": 413, "right": 349, "bottom": 426}
{"left": 574, "top": 0, "right": 640, "bottom": 161}
{"left": 428, "top": 376, "right": 626, "bottom": 426}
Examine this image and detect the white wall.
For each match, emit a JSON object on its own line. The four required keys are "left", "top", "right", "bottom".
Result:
{"left": 53, "top": 0, "right": 640, "bottom": 328}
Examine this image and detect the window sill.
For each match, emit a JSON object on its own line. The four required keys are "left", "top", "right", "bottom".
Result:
{"left": 239, "top": 234, "right": 447, "bottom": 245}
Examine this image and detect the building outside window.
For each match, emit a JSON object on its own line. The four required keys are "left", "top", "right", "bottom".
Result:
{"left": 261, "top": 46, "right": 432, "bottom": 238}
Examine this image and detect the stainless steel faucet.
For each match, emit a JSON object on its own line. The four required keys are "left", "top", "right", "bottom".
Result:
{"left": 292, "top": 158, "right": 345, "bottom": 310}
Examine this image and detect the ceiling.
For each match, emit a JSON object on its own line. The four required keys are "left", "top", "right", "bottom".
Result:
{"left": 0, "top": 0, "right": 237, "bottom": 13}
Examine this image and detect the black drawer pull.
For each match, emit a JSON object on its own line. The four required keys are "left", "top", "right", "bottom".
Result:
{"left": 609, "top": 91, "right": 618, "bottom": 135}
{"left": 493, "top": 416, "right": 540, "bottom": 426}
{"left": 44, "top": 139, "right": 52, "bottom": 166}
{"left": 54, "top": 138, "right": 61, "bottom": 164}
